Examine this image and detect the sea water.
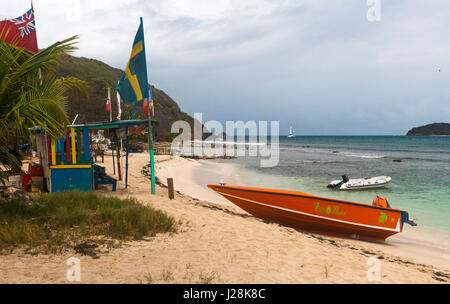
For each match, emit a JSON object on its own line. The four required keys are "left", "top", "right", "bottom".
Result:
{"left": 214, "top": 136, "right": 450, "bottom": 236}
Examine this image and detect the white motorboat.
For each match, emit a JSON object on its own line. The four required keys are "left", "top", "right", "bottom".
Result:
{"left": 327, "top": 175, "right": 392, "bottom": 190}
{"left": 287, "top": 126, "right": 295, "bottom": 138}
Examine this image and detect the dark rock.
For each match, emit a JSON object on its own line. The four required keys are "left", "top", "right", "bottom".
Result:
{"left": 406, "top": 123, "right": 450, "bottom": 136}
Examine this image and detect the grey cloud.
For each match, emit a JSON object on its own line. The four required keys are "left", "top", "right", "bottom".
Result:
{"left": 4, "top": 0, "right": 449, "bottom": 135}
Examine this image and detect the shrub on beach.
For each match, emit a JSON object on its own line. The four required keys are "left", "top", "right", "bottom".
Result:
{"left": 0, "top": 191, "right": 177, "bottom": 253}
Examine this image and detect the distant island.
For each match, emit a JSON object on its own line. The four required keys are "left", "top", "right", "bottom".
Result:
{"left": 406, "top": 123, "right": 450, "bottom": 136}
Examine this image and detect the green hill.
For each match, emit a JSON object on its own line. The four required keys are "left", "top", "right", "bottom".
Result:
{"left": 54, "top": 54, "right": 199, "bottom": 141}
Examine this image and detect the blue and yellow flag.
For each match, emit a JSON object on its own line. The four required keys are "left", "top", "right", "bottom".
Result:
{"left": 117, "top": 18, "right": 149, "bottom": 104}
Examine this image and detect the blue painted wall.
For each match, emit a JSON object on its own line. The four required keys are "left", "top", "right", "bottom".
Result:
{"left": 50, "top": 168, "right": 92, "bottom": 192}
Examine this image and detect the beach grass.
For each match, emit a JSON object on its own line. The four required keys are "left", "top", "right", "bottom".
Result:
{"left": 0, "top": 191, "right": 177, "bottom": 254}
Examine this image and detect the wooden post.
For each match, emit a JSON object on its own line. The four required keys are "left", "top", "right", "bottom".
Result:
{"left": 125, "top": 127, "right": 129, "bottom": 188}
{"left": 148, "top": 102, "right": 155, "bottom": 195}
{"left": 60, "top": 137, "right": 65, "bottom": 165}
{"left": 116, "top": 144, "right": 122, "bottom": 181}
{"left": 167, "top": 178, "right": 174, "bottom": 199}
{"left": 83, "top": 126, "right": 90, "bottom": 161}
{"left": 149, "top": 126, "right": 155, "bottom": 194}
{"left": 76, "top": 127, "right": 82, "bottom": 163}
{"left": 65, "top": 130, "right": 71, "bottom": 163}
{"left": 71, "top": 127, "right": 76, "bottom": 164}
{"left": 50, "top": 137, "right": 56, "bottom": 165}
{"left": 111, "top": 140, "right": 115, "bottom": 175}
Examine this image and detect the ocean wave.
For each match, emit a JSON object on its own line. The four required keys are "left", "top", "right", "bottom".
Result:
{"left": 281, "top": 147, "right": 386, "bottom": 159}
{"left": 301, "top": 160, "right": 332, "bottom": 163}
{"left": 385, "top": 156, "right": 450, "bottom": 163}
{"left": 279, "top": 143, "right": 450, "bottom": 155}
{"left": 340, "top": 152, "right": 385, "bottom": 159}
{"left": 190, "top": 140, "right": 266, "bottom": 146}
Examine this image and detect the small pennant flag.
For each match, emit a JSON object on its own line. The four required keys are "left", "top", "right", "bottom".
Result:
{"left": 143, "top": 88, "right": 153, "bottom": 117}
{"left": 106, "top": 87, "right": 111, "bottom": 111}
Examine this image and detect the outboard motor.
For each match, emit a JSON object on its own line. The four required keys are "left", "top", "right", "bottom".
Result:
{"left": 328, "top": 174, "right": 350, "bottom": 189}
{"left": 405, "top": 213, "right": 417, "bottom": 226}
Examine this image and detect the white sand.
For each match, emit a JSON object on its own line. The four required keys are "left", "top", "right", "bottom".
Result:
{"left": 154, "top": 156, "right": 238, "bottom": 208}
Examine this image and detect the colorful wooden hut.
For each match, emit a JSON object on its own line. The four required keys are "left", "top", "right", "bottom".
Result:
{"left": 34, "top": 119, "right": 156, "bottom": 193}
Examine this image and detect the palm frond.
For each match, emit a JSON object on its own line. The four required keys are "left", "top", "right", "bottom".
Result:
{"left": 0, "top": 35, "right": 88, "bottom": 184}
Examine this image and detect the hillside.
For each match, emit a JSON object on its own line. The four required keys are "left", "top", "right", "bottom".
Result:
{"left": 54, "top": 54, "right": 200, "bottom": 141}
{"left": 406, "top": 123, "right": 450, "bottom": 136}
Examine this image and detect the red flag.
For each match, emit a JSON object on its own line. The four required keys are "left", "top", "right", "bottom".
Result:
{"left": 143, "top": 99, "right": 148, "bottom": 116}
{"left": 0, "top": 8, "right": 38, "bottom": 53}
{"left": 143, "top": 98, "right": 152, "bottom": 116}
{"left": 106, "top": 98, "right": 111, "bottom": 111}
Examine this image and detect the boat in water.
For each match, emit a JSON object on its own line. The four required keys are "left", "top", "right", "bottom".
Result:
{"left": 208, "top": 184, "right": 416, "bottom": 241}
{"left": 287, "top": 126, "right": 295, "bottom": 138}
{"left": 327, "top": 175, "right": 392, "bottom": 190}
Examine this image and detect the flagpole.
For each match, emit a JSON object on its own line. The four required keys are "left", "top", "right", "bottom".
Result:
{"left": 32, "top": 1, "right": 42, "bottom": 83}
{"left": 116, "top": 84, "right": 123, "bottom": 180}
{"left": 108, "top": 87, "right": 112, "bottom": 122}
{"left": 116, "top": 82, "right": 122, "bottom": 120}
{"left": 140, "top": 17, "right": 155, "bottom": 195}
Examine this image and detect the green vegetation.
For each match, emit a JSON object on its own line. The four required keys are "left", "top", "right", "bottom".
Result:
{"left": 0, "top": 191, "right": 177, "bottom": 254}
{"left": 0, "top": 35, "right": 86, "bottom": 181}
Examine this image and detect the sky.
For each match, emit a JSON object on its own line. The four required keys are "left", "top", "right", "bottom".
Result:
{"left": 2, "top": 0, "right": 450, "bottom": 135}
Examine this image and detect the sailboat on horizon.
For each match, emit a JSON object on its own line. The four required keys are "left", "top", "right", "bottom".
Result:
{"left": 287, "top": 125, "right": 295, "bottom": 138}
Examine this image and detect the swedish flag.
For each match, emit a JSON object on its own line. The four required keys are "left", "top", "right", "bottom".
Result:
{"left": 117, "top": 18, "right": 149, "bottom": 104}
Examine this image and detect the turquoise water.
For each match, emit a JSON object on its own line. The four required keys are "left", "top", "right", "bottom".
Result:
{"left": 215, "top": 136, "right": 450, "bottom": 233}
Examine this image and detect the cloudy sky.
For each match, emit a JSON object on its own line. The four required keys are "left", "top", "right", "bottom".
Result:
{"left": 3, "top": 0, "right": 450, "bottom": 135}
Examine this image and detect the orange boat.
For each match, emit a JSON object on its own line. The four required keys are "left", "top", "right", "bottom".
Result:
{"left": 208, "top": 184, "right": 416, "bottom": 241}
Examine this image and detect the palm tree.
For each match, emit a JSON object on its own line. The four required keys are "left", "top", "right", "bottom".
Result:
{"left": 0, "top": 35, "right": 86, "bottom": 182}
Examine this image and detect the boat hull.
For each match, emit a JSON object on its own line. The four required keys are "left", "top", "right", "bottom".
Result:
{"left": 208, "top": 185, "right": 408, "bottom": 241}
{"left": 340, "top": 182, "right": 390, "bottom": 190}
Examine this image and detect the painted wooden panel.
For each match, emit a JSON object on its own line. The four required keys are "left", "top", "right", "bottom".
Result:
{"left": 83, "top": 126, "right": 90, "bottom": 161}
{"left": 50, "top": 167, "right": 92, "bottom": 192}
{"left": 65, "top": 130, "right": 71, "bottom": 163}
{"left": 51, "top": 138, "right": 56, "bottom": 165}
{"left": 76, "top": 127, "right": 82, "bottom": 163}
{"left": 71, "top": 128, "right": 76, "bottom": 164}
{"left": 59, "top": 137, "right": 65, "bottom": 164}
{"left": 50, "top": 165, "right": 91, "bottom": 169}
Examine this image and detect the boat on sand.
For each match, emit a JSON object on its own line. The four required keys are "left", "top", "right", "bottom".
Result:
{"left": 208, "top": 184, "right": 416, "bottom": 241}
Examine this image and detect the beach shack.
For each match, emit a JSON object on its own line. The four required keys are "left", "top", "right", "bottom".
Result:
{"left": 29, "top": 17, "right": 157, "bottom": 194}
{"left": 33, "top": 119, "right": 156, "bottom": 193}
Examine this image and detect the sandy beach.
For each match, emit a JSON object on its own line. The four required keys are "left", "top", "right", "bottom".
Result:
{"left": 0, "top": 152, "right": 449, "bottom": 284}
